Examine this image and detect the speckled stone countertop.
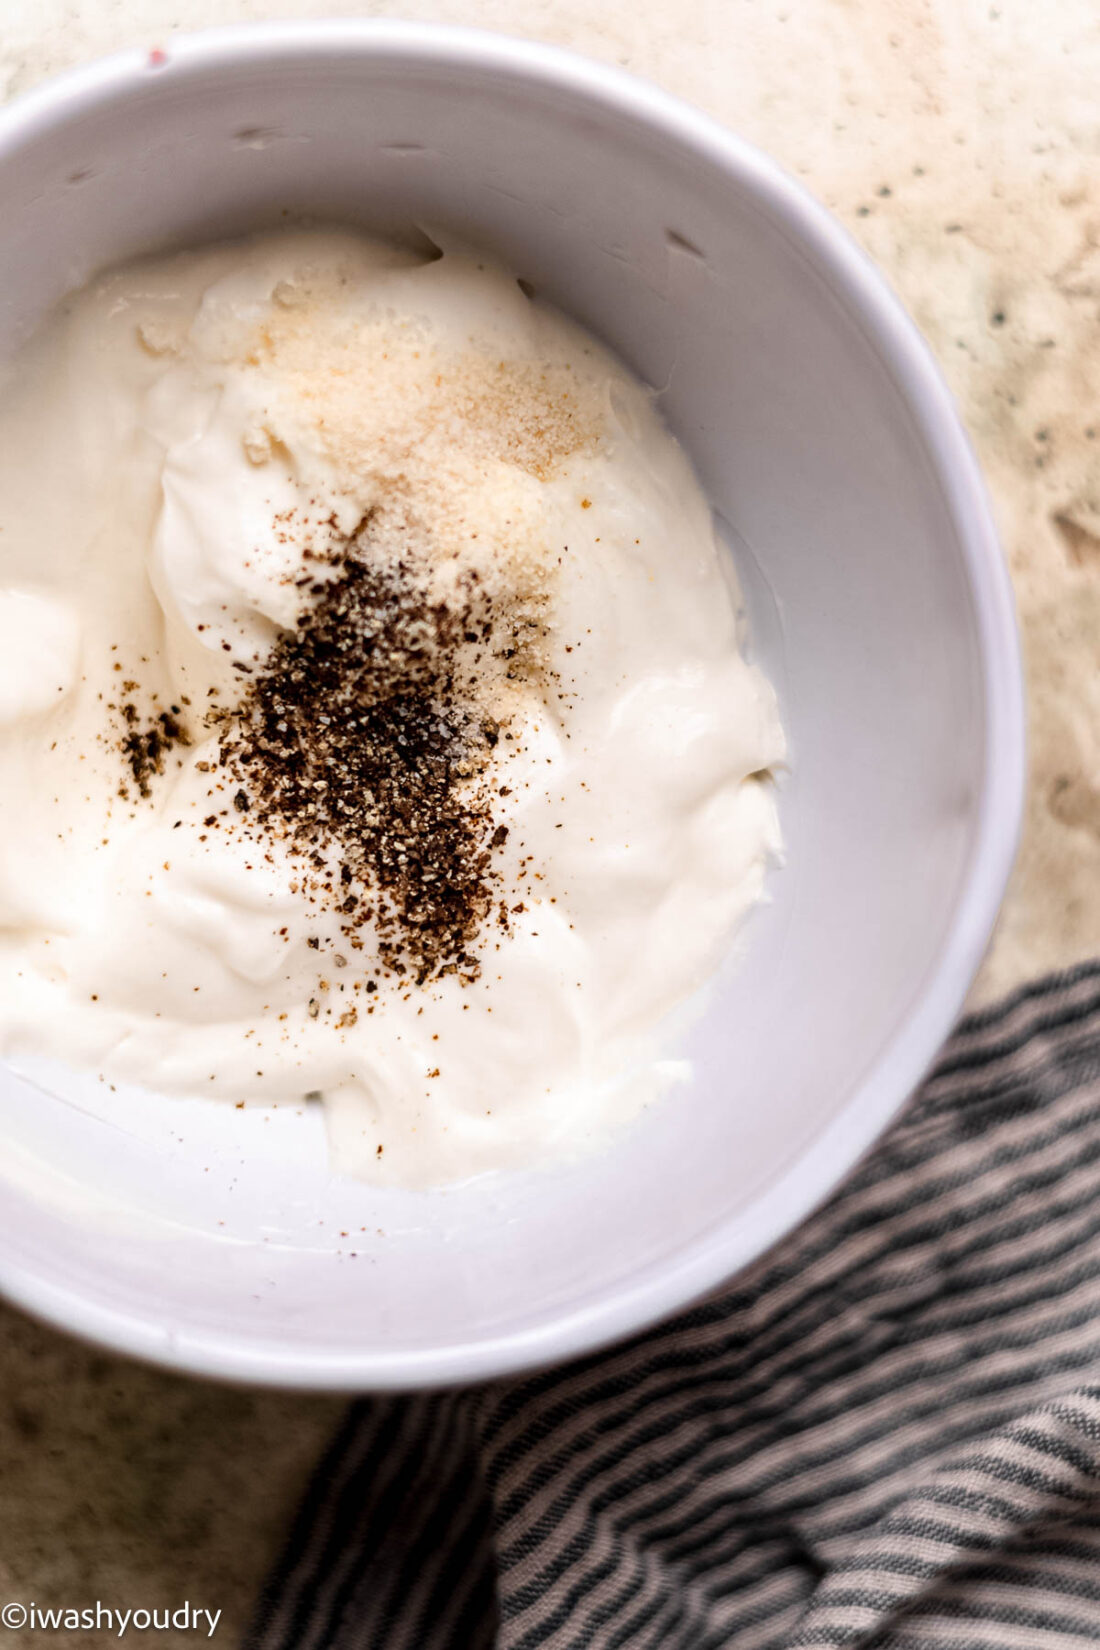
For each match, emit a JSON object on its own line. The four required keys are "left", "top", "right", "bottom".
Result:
{"left": 1, "top": 1, "right": 1098, "bottom": 1642}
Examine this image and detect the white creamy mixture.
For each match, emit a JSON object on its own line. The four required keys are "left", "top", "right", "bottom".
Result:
{"left": 0, "top": 229, "right": 784, "bottom": 1186}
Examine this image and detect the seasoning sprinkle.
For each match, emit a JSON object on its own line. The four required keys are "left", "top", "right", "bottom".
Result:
{"left": 115, "top": 703, "right": 191, "bottom": 798}
{"left": 214, "top": 514, "right": 534, "bottom": 983}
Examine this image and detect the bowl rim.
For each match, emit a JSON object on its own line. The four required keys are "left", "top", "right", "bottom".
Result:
{"left": 0, "top": 17, "right": 1026, "bottom": 1391}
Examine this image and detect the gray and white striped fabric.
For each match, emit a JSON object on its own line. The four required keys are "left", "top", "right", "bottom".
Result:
{"left": 248, "top": 962, "right": 1100, "bottom": 1649}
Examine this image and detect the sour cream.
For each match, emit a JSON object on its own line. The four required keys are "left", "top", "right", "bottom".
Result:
{"left": 0, "top": 229, "right": 784, "bottom": 1185}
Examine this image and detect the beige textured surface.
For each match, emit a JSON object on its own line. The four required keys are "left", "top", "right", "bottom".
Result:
{"left": 0, "top": 0, "right": 1098, "bottom": 1641}
{"left": 0, "top": 1313, "right": 339, "bottom": 1646}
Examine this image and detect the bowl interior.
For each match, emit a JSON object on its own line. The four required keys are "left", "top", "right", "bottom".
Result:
{"left": 0, "top": 26, "right": 1017, "bottom": 1387}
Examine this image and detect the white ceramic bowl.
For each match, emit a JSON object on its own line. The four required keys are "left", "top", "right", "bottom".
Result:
{"left": 0, "top": 21, "right": 1024, "bottom": 1389}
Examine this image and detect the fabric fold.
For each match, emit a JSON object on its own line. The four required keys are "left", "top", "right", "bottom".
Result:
{"left": 248, "top": 961, "right": 1100, "bottom": 1650}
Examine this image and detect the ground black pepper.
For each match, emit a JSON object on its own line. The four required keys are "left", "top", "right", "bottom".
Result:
{"left": 213, "top": 515, "right": 527, "bottom": 985}
{"left": 116, "top": 703, "right": 191, "bottom": 798}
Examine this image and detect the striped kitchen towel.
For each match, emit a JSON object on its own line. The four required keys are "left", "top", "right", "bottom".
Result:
{"left": 248, "top": 961, "right": 1100, "bottom": 1650}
